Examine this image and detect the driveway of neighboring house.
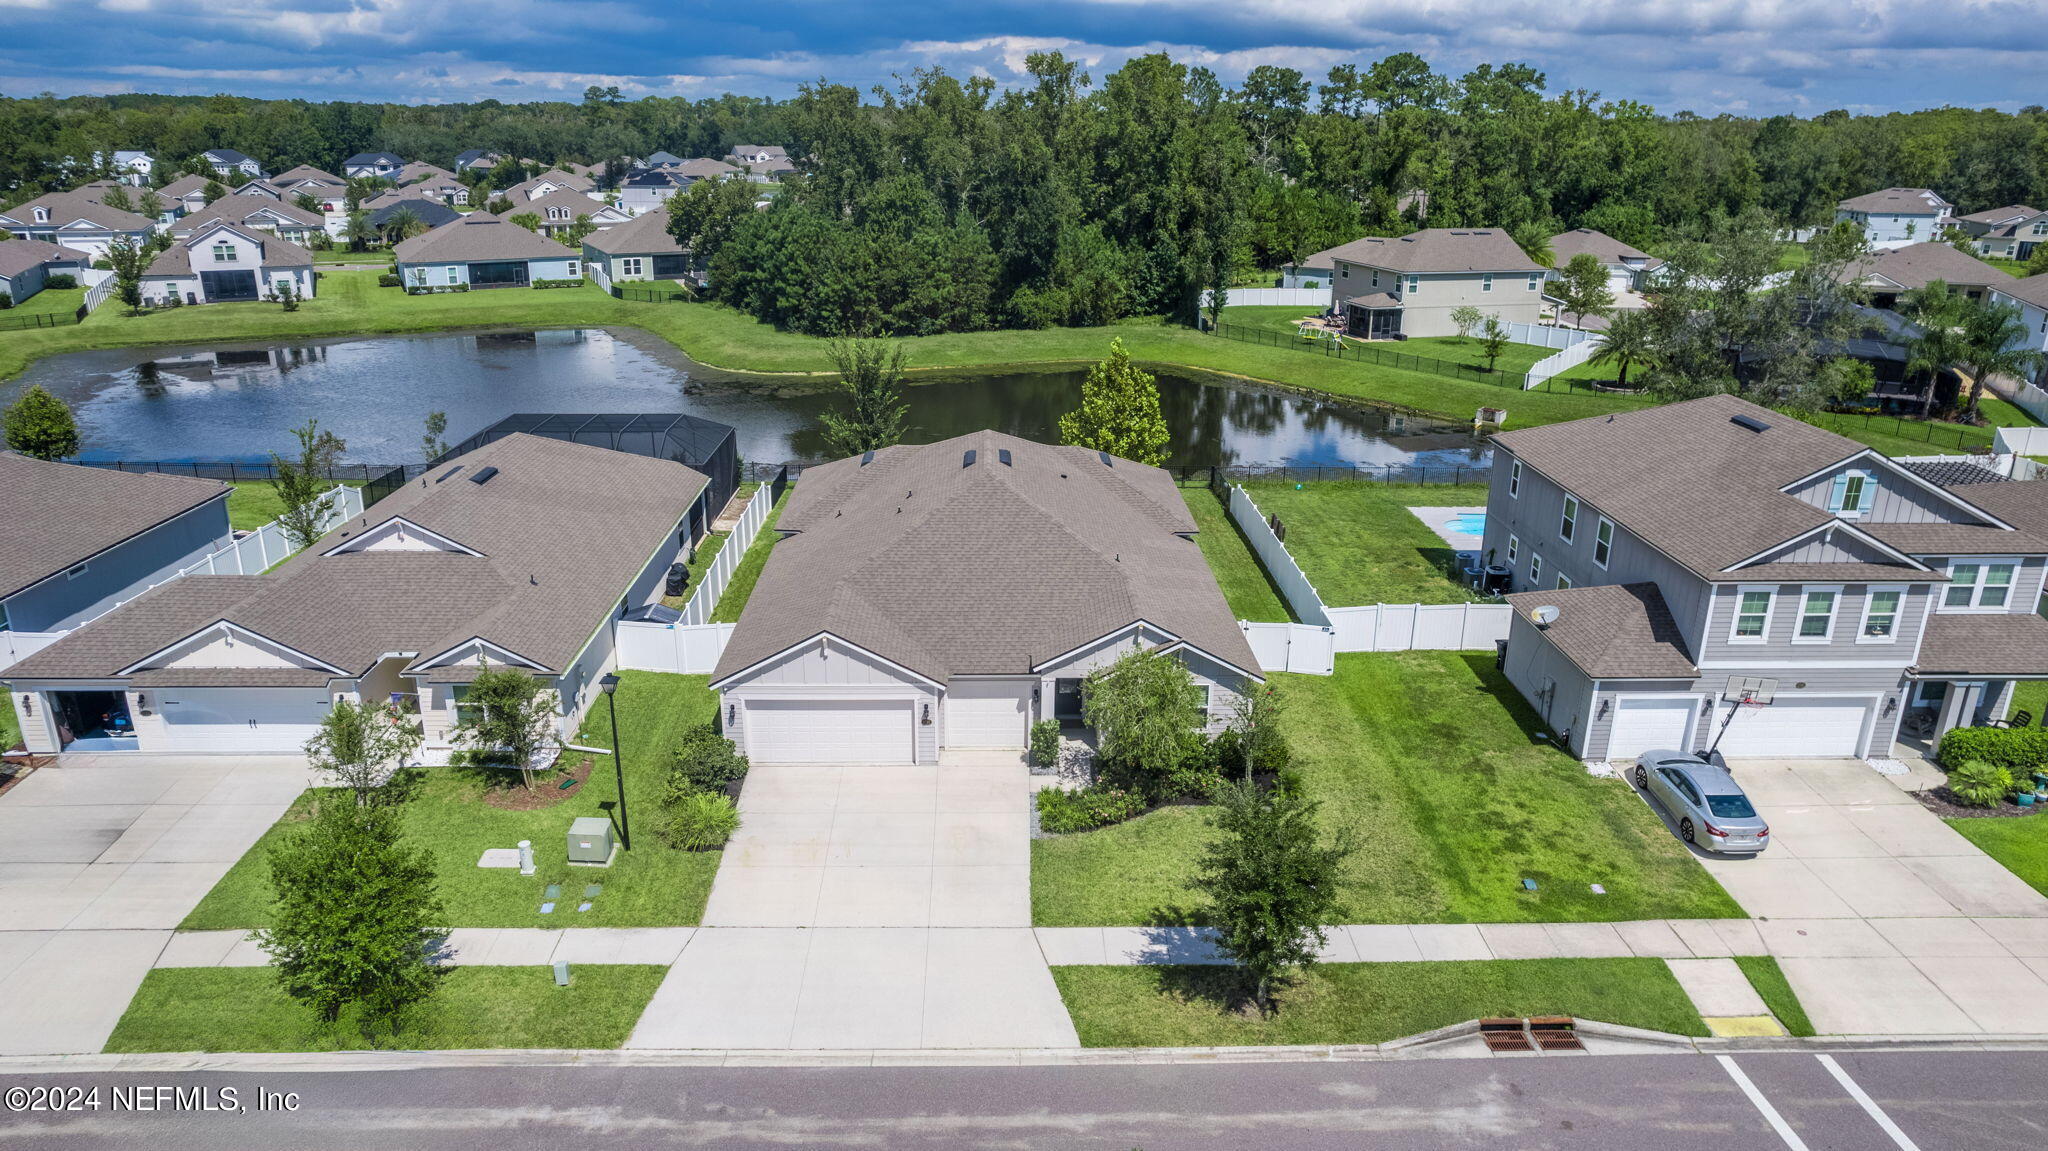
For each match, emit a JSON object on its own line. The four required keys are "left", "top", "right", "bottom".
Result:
{"left": 0, "top": 755, "right": 312, "bottom": 1055}
{"left": 627, "top": 755, "right": 1078, "bottom": 1050}
{"left": 1661, "top": 758, "right": 2048, "bottom": 1036}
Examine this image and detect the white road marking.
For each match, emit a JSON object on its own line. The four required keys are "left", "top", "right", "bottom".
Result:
{"left": 1816, "top": 1054, "right": 1922, "bottom": 1151}
{"left": 1716, "top": 1054, "right": 1811, "bottom": 1151}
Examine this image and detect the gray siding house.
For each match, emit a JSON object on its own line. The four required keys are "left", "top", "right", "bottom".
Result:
{"left": 710, "top": 432, "right": 1262, "bottom": 764}
{"left": 1324, "top": 228, "right": 1545, "bottom": 339}
{"left": 1835, "top": 188, "right": 1954, "bottom": 250}
{"left": 1483, "top": 395, "right": 2048, "bottom": 762}
{"left": 580, "top": 209, "right": 695, "bottom": 283}
{"left": 0, "top": 238, "right": 92, "bottom": 306}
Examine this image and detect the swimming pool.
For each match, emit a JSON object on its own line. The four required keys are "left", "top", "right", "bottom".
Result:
{"left": 1448, "top": 512, "right": 1487, "bottom": 534}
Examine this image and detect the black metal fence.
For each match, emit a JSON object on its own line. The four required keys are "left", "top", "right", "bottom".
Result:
{"left": 1175, "top": 463, "right": 1492, "bottom": 486}
{"left": 613, "top": 283, "right": 693, "bottom": 304}
{"left": 0, "top": 307, "right": 84, "bottom": 332}
{"left": 1810, "top": 410, "right": 1993, "bottom": 451}
{"left": 69, "top": 459, "right": 409, "bottom": 483}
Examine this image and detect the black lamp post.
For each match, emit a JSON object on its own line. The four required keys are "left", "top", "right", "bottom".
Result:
{"left": 600, "top": 673, "right": 630, "bottom": 850}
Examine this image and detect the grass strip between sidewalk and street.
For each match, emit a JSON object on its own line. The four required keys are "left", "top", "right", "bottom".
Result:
{"left": 104, "top": 965, "right": 666, "bottom": 1052}
{"left": 1050, "top": 957, "right": 1709, "bottom": 1047}
{"left": 1733, "top": 955, "right": 1817, "bottom": 1037}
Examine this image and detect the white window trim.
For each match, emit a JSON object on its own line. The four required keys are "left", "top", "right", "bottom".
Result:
{"left": 1593, "top": 517, "right": 1614, "bottom": 569}
{"left": 1791, "top": 585, "right": 1844, "bottom": 644}
{"left": 1482, "top": 273, "right": 1493, "bottom": 292}
{"left": 1509, "top": 460, "right": 1521, "bottom": 498}
{"left": 1855, "top": 584, "right": 1907, "bottom": 644}
{"left": 1728, "top": 584, "right": 1776, "bottom": 645}
{"left": 1528, "top": 552, "right": 1544, "bottom": 589}
{"left": 64, "top": 562, "right": 90, "bottom": 580}
{"left": 1555, "top": 573, "right": 1572, "bottom": 590}
{"left": 1559, "top": 496, "right": 1578, "bottom": 543}
{"left": 1506, "top": 533, "right": 1519, "bottom": 567}
{"left": 1941, "top": 557, "right": 2022, "bottom": 613}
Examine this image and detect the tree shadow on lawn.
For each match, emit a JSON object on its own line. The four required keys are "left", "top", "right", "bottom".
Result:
{"left": 1149, "top": 963, "right": 1292, "bottom": 1019}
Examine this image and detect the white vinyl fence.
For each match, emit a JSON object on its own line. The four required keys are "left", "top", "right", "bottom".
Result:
{"left": 2009, "top": 382, "right": 2048, "bottom": 426}
{"left": 614, "top": 486, "right": 781, "bottom": 674}
{"left": 0, "top": 630, "right": 65, "bottom": 674}
{"left": 585, "top": 260, "right": 613, "bottom": 294}
{"left": 1523, "top": 334, "right": 1607, "bottom": 390}
{"left": 1996, "top": 424, "right": 2048, "bottom": 456}
{"left": 1199, "top": 287, "right": 1331, "bottom": 309}
{"left": 1327, "top": 602, "right": 1512, "bottom": 652}
{"left": 81, "top": 273, "right": 116, "bottom": 315}
{"left": 1499, "top": 321, "right": 1597, "bottom": 351}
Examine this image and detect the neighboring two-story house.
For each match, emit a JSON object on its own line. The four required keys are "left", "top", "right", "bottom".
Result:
{"left": 202, "top": 149, "right": 266, "bottom": 179}
{"left": 1987, "top": 274, "right": 2048, "bottom": 384}
{"left": 267, "top": 165, "right": 349, "bottom": 213}
{"left": 1323, "top": 228, "right": 1545, "bottom": 339}
{"left": 0, "top": 192, "right": 157, "bottom": 259}
{"left": 169, "top": 193, "right": 325, "bottom": 244}
{"left": 1835, "top": 188, "right": 1954, "bottom": 250}
{"left": 140, "top": 222, "right": 317, "bottom": 306}
{"left": 108, "top": 150, "right": 154, "bottom": 185}
{"left": 1547, "top": 228, "right": 1663, "bottom": 296}
{"left": 1955, "top": 205, "right": 2042, "bottom": 260}
{"left": 343, "top": 152, "right": 405, "bottom": 180}
{"left": 1484, "top": 394, "right": 2048, "bottom": 762}
{"left": 520, "top": 188, "right": 631, "bottom": 238}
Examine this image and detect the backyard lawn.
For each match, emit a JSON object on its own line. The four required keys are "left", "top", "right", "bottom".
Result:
{"left": 1179, "top": 483, "right": 1292, "bottom": 622}
{"left": 225, "top": 479, "right": 366, "bottom": 530}
{"left": 1052, "top": 958, "right": 1707, "bottom": 1047}
{"left": 8, "top": 286, "right": 85, "bottom": 317}
{"left": 1216, "top": 306, "right": 1559, "bottom": 376}
{"left": 1032, "top": 652, "right": 1742, "bottom": 926}
{"left": 181, "top": 671, "right": 723, "bottom": 929}
{"left": 1235, "top": 480, "right": 1490, "bottom": 606}
{"left": 104, "top": 965, "right": 665, "bottom": 1053}
{"left": 1978, "top": 396, "right": 2044, "bottom": 429}
{"left": 710, "top": 492, "right": 785, "bottom": 623}
{"left": 1, "top": 702, "right": 19, "bottom": 753}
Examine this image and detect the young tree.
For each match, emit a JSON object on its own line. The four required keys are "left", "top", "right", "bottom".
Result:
{"left": 201, "top": 178, "right": 227, "bottom": 204}
{"left": 1195, "top": 778, "right": 1354, "bottom": 1013}
{"left": 421, "top": 410, "right": 450, "bottom": 461}
{"left": 665, "top": 174, "right": 757, "bottom": 266}
{"left": 104, "top": 235, "right": 150, "bottom": 313}
{"left": 1589, "top": 308, "right": 1657, "bottom": 388}
{"left": 136, "top": 189, "right": 163, "bottom": 220}
{"left": 99, "top": 185, "right": 135, "bottom": 214}
{"left": 1057, "top": 338, "right": 1172, "bottom": 465}
{"left": 1449, "top": 304, "right": 1484, "bottom": 342}
{"left": 293, "top": 191, "right": 321, "bottom": 215}
{"left": 1478, "top": 315, "right": 1511, "bottom": 373}
{"left": 1079, "top": 646, "right": 1205, "bottom": 775}
{"left": 304, "top": 698, "right": 424, "bottom": 807}
{"left": 2027, "top": 245, "right": 2048, "bottom": 278}
{"left": 3, "top": 384, "right": 82, "bottom": 460}
{"left": 817, "top": 339, "right": 909, "bottom": 456}
{"left": 449, "top": 666, "right": 562, "bottom": 790}
{"left": 563, "top": 214, "right": 599, "bottom": 248}
{"left": 1553, "top": 253, "right": 1615, "bottom": 328}
{"left": 507, "top": 211, "right": 543, "bottom": 233}
{"left": 484, "top": 196, "right": 514, "bottom": 216}
{"left": 259, "top": 802, "right": 443, "bottom": 1027}
{"left": 276, "top": 279, "right": 299, "bottom": 312}
{"left": 267, "top": 419, "right": 347, "bottom": 549}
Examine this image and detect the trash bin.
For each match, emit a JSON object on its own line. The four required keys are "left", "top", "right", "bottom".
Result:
{"left": 664, "top": 562, "right": 688, "bottom": 596}
{"left": 567, "top": 816, "right": 615, "bottom": 866}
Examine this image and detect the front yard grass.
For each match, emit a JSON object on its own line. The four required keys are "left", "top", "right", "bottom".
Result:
{"left": 709, "top": 492, "right": 785, "bottom": 623}
{"left": 1031, "top": 652, "right": 1741, "bottom": 926}
{"left": 1051, "top": 958, "right": 1707, "bottom": 1047}
{"left": 181, "top": 671, "right": 722, "bottom": 930}
{"left": 104, "top": 965, "right": 665, "bottom": 1053}
{"left": 1235, "top": 480, "right": 1490, "bottom": 606}
{"left": 1943, "top": 816, "right": 2048, "bottom": 898}
{"left": 1735, "top": 956, "right": 1817, "bottom": 1037}
{"left": 1179, "top": 483, "right": 1292, "bottom": 623}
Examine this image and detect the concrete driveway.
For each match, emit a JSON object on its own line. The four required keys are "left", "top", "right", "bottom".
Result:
{"left": 1661, "top": 758, "right": 2048, "bottom": 1036}
{"left": 628, "top": 755, "right": 1078, "bottom": 1049}
{"left": 0, "top": 755, "right": 310, "bottom": 1055}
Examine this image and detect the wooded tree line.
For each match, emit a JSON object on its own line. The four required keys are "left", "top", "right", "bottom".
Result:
{"left": 7, "top": 56, "right": 2046, "bottom": 336}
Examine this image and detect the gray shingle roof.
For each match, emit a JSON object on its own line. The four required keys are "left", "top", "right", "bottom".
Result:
{"left": 521, "top": 188, "right": 620, "bottom": 220}
{"left": 270, "top": 164, "right": 345, "bottom": 187}
{"left": 0, "top": 238, "right": 92, "bottom": 278}
{"left": 1322, "top": 228, "right": 1543, "bottom": 274}
{"left": 145, "top": 223, "right": 313, "bottom": 277}
{"left": 5, "top": 435, "right": 707, "bottom": 685}
{"left": 1505, "top": 583, "right": 1700, "bottom": 679}
{"left": 1842, "top": 242, "right": 2012, "bottom": 291}
{"left": 1837, "top": 188, "right": 1951, "bottom": 214}
{"left": 1916, "top": 612, "right": 2048, "bottom": 676}
{"left": 1957, "top": 204, "right": 2037, "bottom": 226}
{"left": 169, "top": 192, "right": 323, "bottom": 233}
{"left": 0, "top": 455, "right": 228, "bottom": 600}
{"left": 1548, "top": 228, "right": 1662, "bottom": 270}
{"left": 1946, "top": 479, "right": 2048, "bottom": 540}
{"left": 392, "top": 212, "right": 578, "bottom": 264}
{"left": 711, "top": 431, "right": 1261, "bottom": 685}
{"left": 0, "top": 190, "right": 153, "bottom": 232}
{"left": 157, "top": 175, "right": 210, "bottom": 200}
{"left": 1993, "top": 272, "right": 2048, "bottom": 311}
{"left": 579, "top": 208, "right": 688, "bottom": 255}
{"left": 1860, "top": 520, "right": 2048, "bottom": 557}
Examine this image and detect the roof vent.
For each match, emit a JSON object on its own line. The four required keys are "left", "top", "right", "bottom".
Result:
{"left": 860, "top": 450, "right": 874, "bottom": 466}
{"left": 1730, "top": 414, "right": 1771, "bottom": 433}
{"left": 1098, "top": 452, "right": 1113, "bottom": 467}
{"left": 998, "top": 449, "right": 1012, "bottom": 467}
{"left": 469, "top": 466, "right": 499, "bottom": 485}
{"left": 963, "top": 449, "right": 977, "bottom": 468}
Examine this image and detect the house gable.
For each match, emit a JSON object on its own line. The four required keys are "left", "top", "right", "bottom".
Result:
{"left": 1782, "top": 452, "right": 2008, "bottom": 527}
{"left": 122, "top": 621, "right": 342, "bottom": 674}
{"left": 711, "top": 632, "right": 943, "bottom": 692}
{"left": 323, "top": 517, "right": 481, "bottom": 556}
{"left": 1734, "top": 524, "right": 1911, "bottom": 568}
{"left": 410, "top": 638, "right": 551, "bottom": 677}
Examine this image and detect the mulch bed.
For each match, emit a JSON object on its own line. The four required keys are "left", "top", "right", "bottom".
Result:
{"left": 1914, "top": 785, "right": 2048, "bottom": 819}
{"left": 482, "top": 757, "right": 595, "bottom": 812}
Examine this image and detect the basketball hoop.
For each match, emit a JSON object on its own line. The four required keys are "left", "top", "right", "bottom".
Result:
{"left": 1707, "top": 676, "right": 1778, "bottom": 756}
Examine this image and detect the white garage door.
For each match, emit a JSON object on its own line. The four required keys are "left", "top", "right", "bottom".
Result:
{"left": 155, "top": 687, "right": 330, "bottom": 754}
{"left": 1715, "top": 697, "right": 1871, "bottom": 758}
{"left": 745, "top": 698, "right": 913, "bottom": 764}
{"left": 1607, "top": 697, "right": 1698, "bottom": 760}
{"left": 945, "top": 681, "right": 1031, "bottom": 749}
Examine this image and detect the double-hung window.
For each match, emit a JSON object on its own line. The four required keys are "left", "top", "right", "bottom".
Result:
{"left": 1405, "top": 275, "right": 1420, "bottom": 295}
{"left": 1858, "top": 586, "right": 1904, "bottom": 642}
{"left": 1945, "top": 559, "right": 2018, "bottom": 609}
{"left": 1827, "top": 469, "right": 1875, "bottom": 516}
{"left": 1482, "top": 273, "right": 1494, "bottom": 292}
{"left": 1555, "top": 573, "right": 1572, "bottom": 590}
{"left": 451, "top": 686, "right": 481, "bottom": 727}
{"left": 1730, "top": 586, "right": 1774, "bottom": 643}
{"left": 1528, "top": 552, "right": 1544, "bottom": 588}
{"left": 1527, "top": 273, "right": 1540, "bottom": 291}
{"left": 1506, "top": 534, "right": 1520, "bottom": 567}
{"left": 1508, "top": 460, "right": 1522, "bottom": 498}
{"left": 446, "top": 266, "right": 459, "bottom": 285}
{"left": 1559, "top": 496, "right": 1578, "bottom": 543}
{"left": 1794, "top": 587, "right": 1841, "bottom": 643}
{"left": 1593, "top": 517, "right": 1614, "bottom": 569}
{"left": 622, "top": 258, "right": 642, "bottom": 276}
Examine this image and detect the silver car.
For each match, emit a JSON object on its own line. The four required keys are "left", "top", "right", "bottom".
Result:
{"left": 1633, "top": 751, "right": 1770, "bottom": 854}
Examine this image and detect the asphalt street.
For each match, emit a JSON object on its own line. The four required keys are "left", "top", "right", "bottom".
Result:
{"left": 1, "top": 1050, "right": 2041, "bottom": 1150}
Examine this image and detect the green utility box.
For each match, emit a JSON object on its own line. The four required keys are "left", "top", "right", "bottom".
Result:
{"left": 567, "top": 817, "right": 616, "bottom": 867}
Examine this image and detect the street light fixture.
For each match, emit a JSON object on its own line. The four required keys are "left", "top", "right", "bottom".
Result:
{"left": 599, "top": 673, "right": 630, "bottom": 850}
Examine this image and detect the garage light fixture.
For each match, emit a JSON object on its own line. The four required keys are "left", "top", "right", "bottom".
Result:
{"left": 921, "top": 703, "right": 932, "bottom": 726}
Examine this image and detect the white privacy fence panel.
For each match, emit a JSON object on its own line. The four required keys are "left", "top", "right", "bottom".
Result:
{"left": 1199, "top": 287, "right": 1331, "bottom": 309}
{"left": 81, "top": 274, "right": 116, "bottom": 315}
{"left": 677, "top": 487, "right": 775, "bottom": 626}
{"left": 1523, "top": 335, "right": 1606, "bottom": 389}
{"left": 1499, "top": 321, "right": 1596, "bottom": 351}
{"left": 1994, "top": 425, "right": 2048, "bottom": 455}
{"left": 1239, "top": 622, "right": 1335, "bottom": 675}
{"left": 616, "top": 620, "right": 734, "bottom": 674}
{"left": 2008, "top": 383, "right": 2048, "bottom": 426}
{"left": 0, "top": 631, "right": 65, "bottom": 673}
{"left": 1326, "top": 603, "right": 1513, "bottom": 653}
{"left": 1224, "top": 484, "right": 1332, "bottom": 628}
{"left": 585, "top": 260, "right": 613, "bottom": 294}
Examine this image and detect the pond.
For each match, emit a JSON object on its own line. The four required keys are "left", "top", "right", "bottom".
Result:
{"left": 3, "top": 327, "right": 1492, "bottom": 471}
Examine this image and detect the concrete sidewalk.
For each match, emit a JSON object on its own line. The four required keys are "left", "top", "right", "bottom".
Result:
{"left": 157, "top": 927, "right": 698, "bottom": 969}
{"left": 1034, "top": 919, "right": 1770, "bottom": 966}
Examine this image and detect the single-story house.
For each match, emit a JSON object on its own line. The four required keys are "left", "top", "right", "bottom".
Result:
{"left": 640, "top": 151, "right": 688, "bottom": 169}
{"left": 0, "top": 454, "right": 232, "bottom": 646}
{"left": 1547, "top": 228, "right": 1664, "bottom": 295}
{"left": 5, "top": 434, "right": 710, "bottom": 757}
{"left": 1838, "top": 242, "right": 2015, "bottom": 310}
{"left": 170, "top": 193, "right": 325, "bottom": 243}
{"left": 267, "top": 166, "right": 349, "bottom": 212}
{"left": 1281, "top": 242, "right": 1343, "bottom": 290}
{"left": 202, "top": 149, "right": 265, "bottom": 179}
{"left": 520, "top": 188, "right": 631, "bottom": 237}
{"left": 580, "top": 209, "right": 695, "bottom": 283}
{"left": 1325, "top": 228, "right": 1546, "bottom": 340}
{"left": 397, "top": 162, "right": 468, "bottom": 205}
{"left": 439, "top": 412, "right": 740, "bottom": 534}
{"left": 365, "top": 195, "right": 462, "bottom": 233}
{"left": 0, "top": 238, "right": 92, "bottom": 306}
{"left": 1835, "top": 188, "right": 1954, "bottom": 250}
{"left": 141, "top": 222, "right": 316, "bottom": 306}
{"left": 710, "top": 431, "right": 1263, "bottom": 764}
{"left": 155, "top": 175, "right": 213, "bottom": 221}
{"left": 0, "top": 191, "right": 156, "bottom": 259}
{"left": 343, "top": 152, "right": 405, "bottom": 180}
{"left": 392, "top": 211, "right": 581, "bottom": 289}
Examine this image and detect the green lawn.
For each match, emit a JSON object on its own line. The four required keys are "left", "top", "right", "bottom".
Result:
{"left": 311, "top": 250, "right": 387, "bottom": 265}
{"left": 104, "top": 965, "right": 665, "bottom": 1053}
{"left": 225, "top": 479, "right": 366, "bottom": 530}
{"left": 710, "top": 492, "right": 785, "bottom": 624}
{"left": 2012, "top": 680, "right": 2047, "bottom": 722}
{"left": 1234, "top": 481, "right": 1490, "bottom": 606}
{"left": 1978, "top": 396, "right": 2044, "bottom": 429}
{"left": 1031, "top": 652, "right": 1741, "bottom": 926}
{"left": 1, "top": 699, "right": 20, "bottom": 753}
{"left": 1983, "top": 256, "right": 2031, "bottom": 277}
{"left": 1943, "top": 816, "right": 2048, "bottom": 898}
{"left": 1051, "top": 958, "right": 1707, "bottom": 1047}
{"left": 10, "top": 286, "right": 85, "bottom": 317}
{"left": 181, "top": 671, "right": 723, "bottom": 929}
{"left": 1735, "top": 956, "right": 1817, "bottom": 1037}
{"left": 1179, "top": 483, "right": 1293, "bottom": 622}
{"left": 1216, "top": 306, "right": 1556, "bottom": 377}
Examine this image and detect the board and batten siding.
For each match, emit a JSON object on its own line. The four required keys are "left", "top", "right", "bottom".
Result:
{"left": 1, "top": 496, "right": 233, "bottom": 633}
{"left": 1785, "top": 463, "right": 1973, "bottom": 523}
{"left": 1033, "top": 626, "right": 1254, "bottom": 734}
{"left": 720, "top": 639, "right": 940, "bottom": 764}
{"left": 1329, "top": 259, "right": 1544, "bottom": 338}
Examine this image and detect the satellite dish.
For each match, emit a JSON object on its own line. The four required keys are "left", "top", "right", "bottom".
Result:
{"left": 1531, "top": 605, "right": 1561, "bottom": 627}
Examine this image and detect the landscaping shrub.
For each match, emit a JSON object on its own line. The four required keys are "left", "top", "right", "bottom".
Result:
{"left": 377, "top": 273, "right": 401, "bottom": 287}
{"left": 667, "top": 724, "right": 749, "bottom": 793}
{"left": 661, "top": 790, "right": 740, "bottom": 850}
{"left": 43, "top": 273, "right": 76, "bottom": 290}
{"left": 1030, "top": 719, "right": 1062, "bottom": 768}
{"left": 531, "top": 278, "right": 585, "bottom": 289}
{"left": 1948, "top": 760, "right": 2015, "bottom": 808}
{"left": 1037, "top": 784, "right": 1149, "bottom": 833}
{"left": 0, "top": 291, "right": 10, "bottom": 309}
{"left": 1939, "top": 726, "right": 2048, "bottom": 773}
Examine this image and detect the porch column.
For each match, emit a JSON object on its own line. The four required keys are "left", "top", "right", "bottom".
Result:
{"left": 1936, "top": 681, "right": 1979, "bottom": 739}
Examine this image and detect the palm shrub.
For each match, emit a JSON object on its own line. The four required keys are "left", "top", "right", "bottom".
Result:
{"left": 662, "top": 790, "right": 741, "bottom": 849}
{"left": 1947, "top": 760, "right": 2015, "bottom": 808}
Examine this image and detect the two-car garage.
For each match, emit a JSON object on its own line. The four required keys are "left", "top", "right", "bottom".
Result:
{"left": 1603, "top": 692, "right": 1875, "bottom": 760}
{"left": 735, "top": 680, "right": 1035, "bottom": 765}
{"left": 154, "top": 687, "right": 332, "bottom": 753}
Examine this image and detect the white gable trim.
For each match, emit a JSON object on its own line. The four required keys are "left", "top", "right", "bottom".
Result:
{"left": 321, "top": 517, "right": 483, "bottom": 557}
{"left": 1030, "top": 620, "right": 1184, "bottom": 673}
{"left": 1779, "top": 449, "right": 2017, "bottom": 530}
{"left": 709, "top": 631, "right": 945, "bottom": 692}
{"left": 409, "top": 637, "right": 553, "bottom": 676}
{"left": 1153, "top": 639, "right": 1265, "bottom": 683}
{"left": 1724, "top": 518, "right": 1931, "bottom": 572}
{"left": 118, "top": 619, "right": 348, "bottom": 676}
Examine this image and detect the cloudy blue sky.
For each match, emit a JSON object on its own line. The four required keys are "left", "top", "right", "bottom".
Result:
{"left": 0, "top": 0, "right": 2040, "bottom": 115}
